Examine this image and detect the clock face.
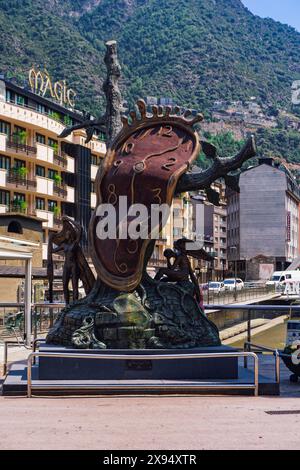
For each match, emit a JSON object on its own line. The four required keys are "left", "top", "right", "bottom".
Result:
{"left": 90, "top": 122, "right": 198, "bottom": 291}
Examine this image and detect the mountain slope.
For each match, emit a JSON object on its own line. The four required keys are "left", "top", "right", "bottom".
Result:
{"left": 76, "top": 0, "right": 300, "bottom": 111}
{"left": 0, "top": 0, "right": 300, "bottom": 161}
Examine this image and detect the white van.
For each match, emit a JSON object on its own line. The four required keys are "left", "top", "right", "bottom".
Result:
{"left": 266, "top": 270, "right": 300, "bottom": 287}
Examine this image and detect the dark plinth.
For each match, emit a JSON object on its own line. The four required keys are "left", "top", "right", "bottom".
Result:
{"left": 38, "top": 344, "right": 238, "bottom": 381}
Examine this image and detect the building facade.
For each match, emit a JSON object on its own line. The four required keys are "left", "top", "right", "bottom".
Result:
{"left": 0, "top": 77, "right": 106, "bottom": 268}
{"left": 227, "top": 158, "right": 300, "bottom": 280}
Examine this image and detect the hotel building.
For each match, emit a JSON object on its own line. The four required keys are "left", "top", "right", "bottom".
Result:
{"left": 0, "top": 74, "right": 106, "bottom": 301}
{"left": 0, "top": 76, "right": 106, "bottom": 262}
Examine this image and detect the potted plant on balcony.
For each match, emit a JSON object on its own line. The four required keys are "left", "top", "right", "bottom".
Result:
{"left": 12, "top": 130, "right": 28, "bottom": 145}
{"left": 54, "top": 173, "right": 62, "bottom": 186}
{"left": 53, "top": 143, "right": 59, "bottom": 154}
{"left": 18, "top": 166, "right": 28, "bottom": 179}
{"left": 53, "top": 205, "right": 61, "bottom": 223}
{"left": 20, "top": 200, "right": 28, "bottom": 212}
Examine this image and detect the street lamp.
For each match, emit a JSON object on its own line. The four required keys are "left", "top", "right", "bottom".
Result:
{"left": 230, "top": 246, "right": 238, "bottom": 301}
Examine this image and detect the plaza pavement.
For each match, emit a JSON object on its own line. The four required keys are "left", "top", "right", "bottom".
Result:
{"left": 1, "top": 341, "right": 300, "bottom": 450}
{"left": 0, "top": 393, "right": 300, "bottom": 450}
{"left": 0, "top": 376, "right": 300, "bottom": 450}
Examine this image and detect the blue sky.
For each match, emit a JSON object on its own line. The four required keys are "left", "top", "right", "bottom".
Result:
{"left": 242, "top": 0, "right": 300, "bottom": 32}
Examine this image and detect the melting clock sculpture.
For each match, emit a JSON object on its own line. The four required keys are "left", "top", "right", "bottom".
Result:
{"left": 46, "top": 41, "right": 256, "bottom": 349}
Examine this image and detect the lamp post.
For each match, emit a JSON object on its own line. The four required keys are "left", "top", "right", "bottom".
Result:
{"left": 230, "top": 246, "right": 238, "bottom": 301}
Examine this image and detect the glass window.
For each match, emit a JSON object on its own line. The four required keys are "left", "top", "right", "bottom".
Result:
{"left": 6, "top": 90, "right": 14, "bottom": 103}
{"left": 48, "top": 169, "right": 57, "bottom": 180}
{"left": 14, "top": 159, "right": 25, "bottom": 169}
{"left": 48, "top": 138, "right": 58, "bottom": 152}
{"left": 13, "top": 126, "right": 27, "bottom": 144}
{"left": 36, "top": 133, "right": 46, "bottom": 145}
{"left": 0, "top": 120, "right": 11, "bottom": 137}
{"left": 98, "top": 130, "right": 106, "bottom": 142}
{"left": 48, "top": 200, "right": 57, "bottom": 212}
{"left": 91, "top": 154, "right": 99, "bottom": 166}
{"left": 91, "top": 181, "right": 95, "bottom": 193}
{"left": 37, "top": 103, "right": 46, "bottom": 114}
{"left": 13, "top": 192, "right": 25, "bottom": 202}
{"left": 36, "top": 165, "right": 45, "bottom": 177}
{"left": 0, "top": 155, "right": 10, "bottom": 170}
{"left": 0, "top": 189, "right": 10, "bottom": 206}
{"left": 36, "top": 197, "right": 45, "bottom": 210}
{"left": 16, "top": 94, "right": 25, "bottom": 106}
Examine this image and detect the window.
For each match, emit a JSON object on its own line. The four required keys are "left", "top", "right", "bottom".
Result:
{"left": 37, "top": 103, "right": 46, "bottom": 114}
{"left": 91, "top": 154, "right": 99, "bottom": 166}
{"left": 36, "top": 133, "right": 46, "bottom": 145}
{"left": 48, "top": 200, "right": 57, "bottom": 212}
{"left": 16, "top": 94, "right": 25, "bottom": 106}
{"left": 6, "top": 90, "right": 14, "bottom": 103}
{"left": 98, "top": 131, "right": 106, "bottom": 142}
{"left": 48, "top": 169, "right": 57, "bottom": 180}
{"left": 91, "top": 181, "right": 95, "bottom": 193}
{"left": 8, "top": 220, "right": 23, "bottom": 234}
{"left": 36, "top": 197, "right": 45, "bottom": 210}
{"left": 13, "top": 193, "right": 25, "bottom": 203}
{"left": 14, "top": 159, "right": 25, "bottom": 169}
{"left": 36, "top": 165, "right": 45, "bottom": 177}
{"left": 0, "top": 155, "right": 10, "bottom": 170}
{"left": 48, "top": 138, "right": 58, "bottom": 152}
{"left": 0, "top": 120, "right": 11, "bottom": 137}
{"left": 0, "top": 190, "right": 9, "bottom": 206}
{"left": 13, "top": 126, "right": 27, "bottom": 144}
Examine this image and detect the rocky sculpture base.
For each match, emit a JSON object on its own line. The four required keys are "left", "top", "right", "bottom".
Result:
{"left": 46, "top": 275, "right": 220, "bottom": 349}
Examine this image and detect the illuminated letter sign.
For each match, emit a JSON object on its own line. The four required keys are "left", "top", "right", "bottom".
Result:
{"left": 28, "top": 67, "right": 77, "bottom": 108}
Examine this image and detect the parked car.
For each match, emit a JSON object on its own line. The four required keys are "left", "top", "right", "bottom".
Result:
{"left": 223, "top": 278, "right": 244, "bottom": 291}
{"left": 208, "top": 282, "right": 226, "bottom": 293}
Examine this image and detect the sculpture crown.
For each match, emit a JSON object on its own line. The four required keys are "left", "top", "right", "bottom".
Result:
{"left": 113, "top": 99, "right": 204, "bottom": 148}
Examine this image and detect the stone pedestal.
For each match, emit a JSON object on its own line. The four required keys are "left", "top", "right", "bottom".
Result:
{"left": 38, "top": 344, "right": 238, "bottom": 381}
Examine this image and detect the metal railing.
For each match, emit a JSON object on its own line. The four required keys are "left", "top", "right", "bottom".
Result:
{"left": 203, "top": 286, "right": 276, "bottom": 305}
{"left": 6, "top": 139, "right": 37, "bottom": 155}
{"left": 26, "top": 351, "right": 259, "bottom": 398}
{"left": 0, "top": 302, "right": 65, "bottom": 342}
{"left": 7, "top": 173, "right": 37, "bottom": 189}
{"left": 53, "top": 184, "right": 67, "bottom": 198}
{"left": 205, "top": 303, "right": 300, "bottom": 346}
{"left": 244, "top": 342, "right": 280, "bottom": 384}
{"left": 53, "top": 154, "right": 67, "bottom": 168}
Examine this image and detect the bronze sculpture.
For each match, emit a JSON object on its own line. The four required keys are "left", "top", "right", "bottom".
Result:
{"left": 47, "top": 217, "right": 95, "bottom": 304}
{"left": 155, "top": 239, "right": 213, "bottom": 303}
{"left": 46, "top": 41, "right": 257, "bottom": 349}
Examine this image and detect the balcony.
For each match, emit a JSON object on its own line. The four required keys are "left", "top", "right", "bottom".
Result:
{"left": 91, "top": 192, "right": 96, "bottom": 208}
{"left": 53, "top": 184, "right": 67, "bottom": 199}
{"left": 6, "top": 139, "right": 37, "bottom": 156}
{"left": 7, "top": 171, "right": 37, "bottom": 190}
{"left": 54, "top": 153, "right": 67, "bottom": 168}
{"left": 36, "top": 143, "right": 54, "bottom": 164}
{"left": 0, "top": 101, "right": 73, "bottom": 142}
{"left": 36, "top": 176, "right": 54, "bottom": 197}
{"left": 7, "top": 203, "right": 28, "bottom": 215}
